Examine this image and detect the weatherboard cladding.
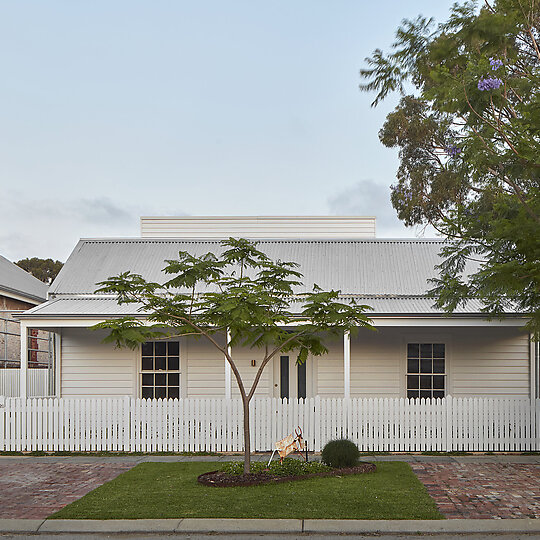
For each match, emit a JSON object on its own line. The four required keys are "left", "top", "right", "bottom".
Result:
{"left": 50, "top": 238, "right": 464, "bottom": 297}
{"left": 140, "top": 216, "right": 377, "bottom": 239}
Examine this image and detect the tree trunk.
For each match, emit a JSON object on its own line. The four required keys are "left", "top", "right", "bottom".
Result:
{"left": 242, "top": 396, "right": 251, "bottom": 474}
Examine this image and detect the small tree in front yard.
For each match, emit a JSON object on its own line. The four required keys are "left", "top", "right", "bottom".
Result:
{"left": 93, "top": 238, "right": 374, "bottom": 472}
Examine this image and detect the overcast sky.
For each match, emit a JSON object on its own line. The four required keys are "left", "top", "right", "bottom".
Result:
{"left": 0, "top": 1, "right": 455, "bottom": 262}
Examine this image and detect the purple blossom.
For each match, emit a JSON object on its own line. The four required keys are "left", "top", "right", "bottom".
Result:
{"left": 477, "top": 77, "right": 502, "bottom": 91}
{"left": 445, "top": 145, "right": 462, "bottom": 157}
{"left": 489, "top": 57, "right": 503, "bottom": 70}
{"left": 391, "top": 184, "right": 413, "bottom": 201}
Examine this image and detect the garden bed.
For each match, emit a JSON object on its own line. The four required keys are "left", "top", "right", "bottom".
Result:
{"left": 198, "top": 462, "right": 376, "bottom": 487}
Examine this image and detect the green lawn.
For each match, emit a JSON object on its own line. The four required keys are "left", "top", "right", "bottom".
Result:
{"left": 50, "top": 461, "right": 443, "bottom": 520}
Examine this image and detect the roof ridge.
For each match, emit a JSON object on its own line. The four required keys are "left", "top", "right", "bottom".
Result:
{"left": 78, "top": 237, "right": 445, "bottom": 244}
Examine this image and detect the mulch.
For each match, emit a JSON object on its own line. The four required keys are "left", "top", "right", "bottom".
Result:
{"left": 198, "top": 462, "right": 376, "bottom": 487}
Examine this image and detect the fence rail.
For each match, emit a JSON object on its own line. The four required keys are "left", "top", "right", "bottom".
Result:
{"left": 0, "top": 396, "right": 538, "bottom": 452}
{"left": 0, "top": 369, "right": 50, "bottom": 398}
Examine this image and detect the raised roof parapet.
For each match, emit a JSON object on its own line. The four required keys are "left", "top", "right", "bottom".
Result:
{"left": 140, "top": 216, "right": 376, "bottom": 239}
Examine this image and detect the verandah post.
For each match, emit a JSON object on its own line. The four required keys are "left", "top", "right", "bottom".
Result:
{"left": 343, "top": 330, "right": 350, "bottom": 399}
{"left": 225, "top": 329, "right": 232, "bottom": 400}
{"left": 19, "top": 322, "right": 28, "bottom": 399}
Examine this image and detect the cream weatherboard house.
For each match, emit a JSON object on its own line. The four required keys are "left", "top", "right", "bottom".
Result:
{"left": 17, "top": 216, "right": 538, "bottom": 402}
{"left": 5, "top": 216, "right": 538, "bottom": 453}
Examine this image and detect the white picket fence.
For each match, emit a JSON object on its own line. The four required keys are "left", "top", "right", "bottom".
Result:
{"left": 0, "top": 396, "right": 538, "bottom": 452}
{"left": 0, "top": 369, "right": 49, "bottom": 398}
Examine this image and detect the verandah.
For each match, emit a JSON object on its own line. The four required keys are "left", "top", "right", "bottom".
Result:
{"left": 1, "top": 396, "right": 539, "bottom": 453}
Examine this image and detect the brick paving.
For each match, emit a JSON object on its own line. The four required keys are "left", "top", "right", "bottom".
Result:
{"left": 0, "top": 462, "right": 136, "bottom": 518}
{"left": 412, "top": 462, "right": 540, "bottom": 519}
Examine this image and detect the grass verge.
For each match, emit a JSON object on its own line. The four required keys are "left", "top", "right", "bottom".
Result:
{"left": 49, "top": 461, "right": 443, "bottom": 520}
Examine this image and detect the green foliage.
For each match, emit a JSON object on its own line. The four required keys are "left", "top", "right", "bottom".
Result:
{"left": 93, "top": 237, "right": 374, "bottom": 366}
{"left": 360, "top": 0, "right": 540, "bottom": 336}
{"left": 221, "top": 457, "right": 330, "bottom": 476}
{"left": 321, "top": 439, "right": 360, "bottom": 468}
{"left": 16, "top": 257, "right": 63, "bottom": 284}
{"left": 92, "top": 319, "right": 167, "bottom": 350}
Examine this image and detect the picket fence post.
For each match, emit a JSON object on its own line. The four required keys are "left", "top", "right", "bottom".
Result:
{"left": 0, "top": 395, "right": 4, "bottom": 451}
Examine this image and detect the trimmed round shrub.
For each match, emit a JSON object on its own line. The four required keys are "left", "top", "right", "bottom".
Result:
{"left": 321, "top": 439, "right": 360, "bottom": 468}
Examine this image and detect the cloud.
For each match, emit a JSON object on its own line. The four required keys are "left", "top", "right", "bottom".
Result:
{"left": 0, "top": 190, "right": 186, "bottom": 262}
{"left": 76, "top": 197, "right": 133, "bottom": 224}
{"left": 327, "top": 180, "right": 416, "bottom": 237}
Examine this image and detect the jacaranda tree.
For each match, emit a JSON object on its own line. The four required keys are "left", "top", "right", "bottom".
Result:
{"left": 94, "top": 238, "right": 373, "bottom": 472}
{"left": 360, "top": 0, "right": 540, "bottom": 335}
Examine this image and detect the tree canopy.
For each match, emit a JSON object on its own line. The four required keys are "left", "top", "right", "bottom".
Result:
{"left": 360, "top": 0, "right": 540, "bottom": 335}
{"left": 16, "top": 257, "right": 63, "bottom": 284}
{"left": 94, "top": 238, "right": 374, "bottom": 471}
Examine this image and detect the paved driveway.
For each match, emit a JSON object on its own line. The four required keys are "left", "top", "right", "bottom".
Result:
{"left": 412, "top": 462, "right": 540, "bottom": 519}
{"left": 0, "top": 461, "right": 135, "bottom": 518}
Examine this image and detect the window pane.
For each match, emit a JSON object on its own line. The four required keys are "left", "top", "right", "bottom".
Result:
{"left": 407, "top": 358, "right": 419, "bottom": 373}
{"left": 140, "top": 340, "right": 183, "bottom": 400}
{"left": 297, "top": 362, "right": 306, "bottom": 399}
{"left": 155, "top": 342, "right": 166, "bottom": 356}
{"left": 420, "top": 344, "right": 432, "bottom": 359}
{"left": 433, "top": 375, "right": 445, "bottom": 389}
{"left": 155, "top": 357, "right": 166, "bottom": 371}
{"left": 433, "top": 344, "right": 445, "bottom": 358}
{"left": 141, "top": 342, "right": 153, "bottom": 356}
{"left": 280, "top": 356, "right": 289, "bottom": 399}
{"left": 407, "top": 375, "right": 419, "bottom": 389}
{"left": 168, "top": 357, "right": 179, "bottom": 371}
{"left": 433, "top": 358, "right": 445, "bottom": 374}
{"left": 420, "top": 358, "right": 432, "bottom": 373}
{"left": 142, "top": 357, "right": 153, "bottom": 371}
{"left": 142, "top": 387, "right": 153, "bottom": 399}
{"left": 433, "top": 390, "right": 445, "bottom": 399}
{"left": 420, "top": 375, "right": 432, "bottom": 389}
{"left": 407, "top": 390, "right": 419, "bottom": 399}
{"left": 407, "top": 343, "right": 419, "bottom": 358}
{"left": 420, "top": 390, "right": 432, "bottom": 399}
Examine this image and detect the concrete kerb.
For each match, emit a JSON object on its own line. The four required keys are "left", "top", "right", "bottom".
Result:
{"left": 0, "top": 519, "right": 45, "bottom": 533}
{"left": 38, "top": 519, "right": 183, "bottom": 533}
{"left": 303, "top": 519, "right": 540, "bottom": 534}
{"left": 177, "top": 518, "right": 303, "bottom": 533}
{"left": 1, "top": 518, "right": 540, "bottom": 535}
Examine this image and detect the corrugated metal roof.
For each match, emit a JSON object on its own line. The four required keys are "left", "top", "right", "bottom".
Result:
{"left": 50, "top": 238, "right": 475, "bottom": 297}
{"left": 19, "top": 295, "right": 500, "bottom": 318}
{"left": 0, "top": 255, "right": 48, "bottom": 302}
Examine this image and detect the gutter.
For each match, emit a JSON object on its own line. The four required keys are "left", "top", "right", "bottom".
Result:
{"left": 0, "top": 285, "right": 47, "bottom": 305}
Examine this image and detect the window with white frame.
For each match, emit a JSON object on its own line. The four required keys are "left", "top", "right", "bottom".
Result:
{"left": 141, "top": 341, "right": 180, "bottom": 399}
{"left": 406, "top": 343, "right": 445, "bottom": 399}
